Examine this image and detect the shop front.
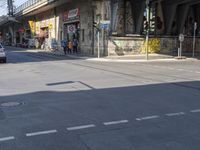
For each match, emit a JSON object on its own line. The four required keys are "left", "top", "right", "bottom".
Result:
{"left": 63, "top": 8, "right": 80, "bottom": 51}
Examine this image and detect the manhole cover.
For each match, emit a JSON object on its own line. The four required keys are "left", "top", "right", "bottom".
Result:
{"left": 1, "top": 102, "right": 22, "bottom": 107}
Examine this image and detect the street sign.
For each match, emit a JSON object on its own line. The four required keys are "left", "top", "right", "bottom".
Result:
{"left": 178, "top": 34, "right": 184, "bottom": 59}
{"left": 179, "top": 34, "right": 184, "bottom": 42}
{"left": 100, "top": 20, "right": 110, "bottom": 24}
{"left": 67, "top": 24, "right": 76, "bottom": 33}
{"left": 100, "top": 23, "right": 109, "bottom": 29}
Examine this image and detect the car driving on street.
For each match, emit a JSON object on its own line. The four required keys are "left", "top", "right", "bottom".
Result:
{"left": 0, "top": 44, "right": 6, "bottom": 63}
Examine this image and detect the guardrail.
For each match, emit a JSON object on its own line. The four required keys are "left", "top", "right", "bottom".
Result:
{"left": 15, "top": 0, "right": 56, "bottom": 14}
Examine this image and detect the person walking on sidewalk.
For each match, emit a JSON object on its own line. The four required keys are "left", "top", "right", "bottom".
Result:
{"left": 62, "top": 39, "right": 68, "bottom": 55}
{"left": 73, "top": 38, "right": 79, "bottom": 54}
{"left": 68, "top": 40, "right": 73, "bottom": 54}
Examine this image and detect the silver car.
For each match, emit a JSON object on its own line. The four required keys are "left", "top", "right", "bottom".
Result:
{"left": 0, "top": 44, "right": 6, "bottom": 63}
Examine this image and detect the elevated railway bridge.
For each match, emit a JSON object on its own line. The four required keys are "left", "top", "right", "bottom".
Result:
{"left": 0, "top": 0, "right": 199, "bottom": 56}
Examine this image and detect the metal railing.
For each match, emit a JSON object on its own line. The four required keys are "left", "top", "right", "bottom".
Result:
{"left": 15, "top": 0, "right": 56, "bottom": 14}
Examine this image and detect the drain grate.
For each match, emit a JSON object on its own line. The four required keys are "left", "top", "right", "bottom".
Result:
{"left": 1, "top": 102, "right": 23, "bottom": 107}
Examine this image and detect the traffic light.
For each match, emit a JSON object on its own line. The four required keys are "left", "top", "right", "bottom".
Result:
{"left": 144, "top": 20, "right": 149, "bottom": 31}
{"left": 150, "top": 6, "right": 156, "bottom": 32}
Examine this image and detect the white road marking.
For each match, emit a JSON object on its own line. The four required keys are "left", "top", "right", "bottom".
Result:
{"left": 177, "top": 68, "right": 184, "bottom": 71}
{"left": 103, "top": 120, "right": 129, "bottom": 126}
{"left": 0, "top": 136, "right": 15, "bottom": 142}
{"left": 67, "top": 124, "right": 95, "bottom": 131}
{"left": 166, "top": 112, "right": 185, "bottom": 117}
{"left": 190, "top": 109, "right": 200, "bottom": 113}
{"left": 26, "top": 130, "right": 57, "bottom": 137}
{"left": 136, "top": 115, "right": 159, "bottom": 121}
{"left": 168, "top": 67, "right": 175, "bottom": 70}
{"left": 195, "top": 71, "right": 200, "bottom": 74}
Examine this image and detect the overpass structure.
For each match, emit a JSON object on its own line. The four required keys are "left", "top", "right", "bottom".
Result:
{"left": 0, "top": 0, "right": 200, "bottom": 56}
{"left": 111, "top": 0, "right": 200, "bottom": 36}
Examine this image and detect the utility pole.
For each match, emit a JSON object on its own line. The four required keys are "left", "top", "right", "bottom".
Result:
{"left": 193, "top": 22, "right": 197, "bottom": 57}
{"left": 7, "top": 0, "right": 14, "bottom": 16}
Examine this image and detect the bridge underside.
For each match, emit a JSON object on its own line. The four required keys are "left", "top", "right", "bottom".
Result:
{"left": 111, "top": 0, "right": 200, "bottom": 36}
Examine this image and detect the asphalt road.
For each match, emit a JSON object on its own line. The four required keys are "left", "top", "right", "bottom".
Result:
{"left": 0, "top": 47, "right": 200, "bottom": 150}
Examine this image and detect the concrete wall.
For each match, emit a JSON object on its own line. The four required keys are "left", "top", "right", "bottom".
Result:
{"left": 107, "top": 36, "right": 200, "bottom": 56}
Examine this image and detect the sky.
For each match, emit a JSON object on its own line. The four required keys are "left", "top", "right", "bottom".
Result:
{"left": 0, "top": 0, "right": 28, "bottom": 16}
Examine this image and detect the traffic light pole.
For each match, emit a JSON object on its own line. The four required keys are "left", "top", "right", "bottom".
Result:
{"left": 145, "top": 0, "right": 150, "bottom": 60}
{"left": 193, "top": 22, "right": 197, "bottom": 58}
{"left": 98, "top": 30, "right": 100, "bottom": 58}
{"left": 97, "top": 16, "right": 101, "bottom": 58}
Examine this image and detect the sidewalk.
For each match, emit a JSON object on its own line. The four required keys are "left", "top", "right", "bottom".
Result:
{"left": 7, "top": 46, "right": 198, "bottom": 62}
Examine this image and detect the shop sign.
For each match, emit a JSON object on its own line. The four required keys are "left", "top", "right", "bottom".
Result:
{"left": 49, "top": 23, "right": 53, "bottom": 30}
{"left": 28, "top": 21, "right": 35, "bottom": 33}
{"left": 36, "top": 26, "right": 39, "bottom": 32}
{"left": 18, "top": 28, "right": 25, "bottom": 33}
{"left": 63, "top": 8, "right": 80, "bottom": 22}
{"left": 67, "top": 24, "right": 76, "bottom": 33}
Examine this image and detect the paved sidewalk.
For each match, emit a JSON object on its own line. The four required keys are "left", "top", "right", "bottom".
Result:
{"left": 6, "top": 46, "right": 198, "bottom": 62}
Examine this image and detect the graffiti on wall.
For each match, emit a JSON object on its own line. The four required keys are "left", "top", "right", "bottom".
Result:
{"left": 141, "top": 38, "right": 161, "bottom": 53}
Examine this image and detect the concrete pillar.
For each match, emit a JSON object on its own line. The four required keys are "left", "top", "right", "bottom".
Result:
{"left": 116, "top": 0, "right": 126, "bottom": 36}
{"left": 133, "top": 0, "right": 145, "bottom": 34}
{"left": 177, "top": 4, "right": 190, "bottom": 34}
{"left": 162, "top": 3, "right": 177, "bottom": 35}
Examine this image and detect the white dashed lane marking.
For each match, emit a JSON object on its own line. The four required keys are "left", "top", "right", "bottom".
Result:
{"left": 166, "top": 112, "right": 185, "bottom": 117}
{"left": 0, "top": 136, "right": 15, "bottom": 142}
{"left": 2, "top": 109, "right": 200, "bottom": 143}
{"left": 136, "top": 115, "right": 159, "bottom": 121}
{"left": 190, "top": 109, "right": 200, "bottom": 113}
{"left": 103, "top": 120, "right": 129, "bottom": 126}
{"left": 26, "top": 130, "right": 57, "bottom": 137}
{"left": 67, "top": 124, "right": 96, "bottom": 131}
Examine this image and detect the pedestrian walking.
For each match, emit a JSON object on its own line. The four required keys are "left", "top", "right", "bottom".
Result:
{"left": 62, "top": 39, "right": 68, "bottom": 55}
{"left": 73, "top": 38, "right": 79, "bottom": 54}
{"left": 68, "top": 40, "right": 73, "bottom": 54}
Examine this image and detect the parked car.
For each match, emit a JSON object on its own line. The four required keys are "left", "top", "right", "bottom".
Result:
{"left": 0, "top": 44, "right": 6, "bottom": 63}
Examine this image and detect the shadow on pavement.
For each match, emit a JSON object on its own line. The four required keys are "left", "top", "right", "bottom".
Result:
{"left": 0, "top": 80, "right": 200, "bottom": 149}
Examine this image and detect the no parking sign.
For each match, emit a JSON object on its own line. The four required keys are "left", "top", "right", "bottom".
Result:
{"left": 67, "top": 25, "right": 76, "bottom": 33}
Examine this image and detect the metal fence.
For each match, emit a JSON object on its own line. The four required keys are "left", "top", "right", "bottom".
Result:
{"left": 15, "top": 0, "right": 56, "bottom": 14}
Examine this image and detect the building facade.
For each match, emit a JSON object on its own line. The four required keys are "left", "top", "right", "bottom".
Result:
{"left": 0, "top": 0, "right": 200, "bottom": 56}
